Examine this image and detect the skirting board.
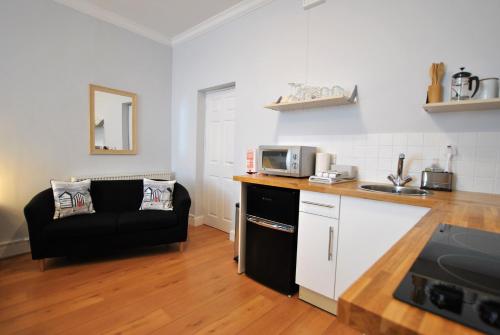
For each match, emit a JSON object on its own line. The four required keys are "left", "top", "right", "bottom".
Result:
{"left": 0, "top": 238, "right": 30, "bottom": 259}
{"left": 188, "top": 215, "right": 204, "bottom": 227}
{"left": 299, "top": 286, "right": 338, "bottom": 315}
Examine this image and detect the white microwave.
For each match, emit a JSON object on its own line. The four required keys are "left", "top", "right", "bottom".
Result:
{"left": 257, "top": 145, "right": 316, "bottom": 178}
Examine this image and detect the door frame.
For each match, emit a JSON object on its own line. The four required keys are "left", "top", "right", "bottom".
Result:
{"left": 197, "top": 82, "right": 236, "bottom": 235}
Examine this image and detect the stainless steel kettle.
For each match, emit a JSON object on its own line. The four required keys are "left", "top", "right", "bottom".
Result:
{"left": 451, "top": 67, "right": 479, "bottom": 100}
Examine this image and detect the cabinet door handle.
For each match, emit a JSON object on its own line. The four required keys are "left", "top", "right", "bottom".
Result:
{"left": 246, "top": 215, "right": 295, "bottom": 234}
{"left": 328, "top": 226, "right": 334, "bottom": 261}
{"left": 302, "top": 200, "right": 335, "bottom": 208}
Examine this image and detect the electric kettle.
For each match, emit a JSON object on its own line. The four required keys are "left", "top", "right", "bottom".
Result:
{"left": 451, "top": 67, "right": 479, "bottom": 100}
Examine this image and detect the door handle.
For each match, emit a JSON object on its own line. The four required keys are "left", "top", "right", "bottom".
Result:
{"left": 301, "top": 200, "right": 335, "bottom": 208}
{"left": 328, "top": 226, "right": 334, "bottom": 261}
{"left": 246, "top": 215, "right": 295, "bottom": 234}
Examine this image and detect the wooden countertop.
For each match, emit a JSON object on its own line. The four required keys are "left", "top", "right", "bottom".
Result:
{"left": 233, "top": 174, "right": 500, "bottom": 335}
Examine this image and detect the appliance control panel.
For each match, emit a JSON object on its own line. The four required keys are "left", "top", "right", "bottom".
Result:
{"left": 291, "top": 147, "right": 300, "bottom": 174}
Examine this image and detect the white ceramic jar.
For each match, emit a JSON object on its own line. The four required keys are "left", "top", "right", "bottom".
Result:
{"left": 478, "top": 78, "right": 499, "bottom": 99}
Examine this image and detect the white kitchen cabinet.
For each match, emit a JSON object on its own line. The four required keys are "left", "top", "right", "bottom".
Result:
{"left": 334, "top": 196, "right": 430, "bottom": 300}
{"left": 296, "top": 211, "right": 338, "bottom": 298}
{"left": 296, "top": 190, "right": 340, "bottom": 311}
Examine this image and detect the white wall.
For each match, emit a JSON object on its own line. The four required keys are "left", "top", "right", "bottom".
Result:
{"left": 0, "top": 0, "right": 172, "bottom": 257}
{"left": 171, "top": 0, "right": 500, "bottom": 219}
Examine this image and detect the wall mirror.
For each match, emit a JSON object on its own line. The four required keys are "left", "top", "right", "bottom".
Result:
{"left": 89, "top": 84, "right": 137, "bottom": 155}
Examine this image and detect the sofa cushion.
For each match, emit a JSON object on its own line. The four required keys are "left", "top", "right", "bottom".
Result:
{"left": 51, "top": 179, "right": 95, "bottom": 219}
{"left": 140, "top": 179, "right": 176, "bottom": 211}
{"left": 117, "top": 210, "right": 178, "bottom": 233}
{"left": 44, "top": 213, "right": 118, "bottom": 239}
{"left": 90, "top": 180, "right": 143, "bottom": 212}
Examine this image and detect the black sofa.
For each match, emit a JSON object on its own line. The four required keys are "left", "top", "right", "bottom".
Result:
{"left": 24, "top": 180, "right": 191, "bottom": 270}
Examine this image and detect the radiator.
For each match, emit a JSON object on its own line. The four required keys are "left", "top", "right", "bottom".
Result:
{"left": 71, "top": 171, "right": 175, "bottom": 182}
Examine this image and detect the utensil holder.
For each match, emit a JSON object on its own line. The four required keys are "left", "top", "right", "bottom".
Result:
{"left": 427, "top": 84, "right": 443, "bottom": 103}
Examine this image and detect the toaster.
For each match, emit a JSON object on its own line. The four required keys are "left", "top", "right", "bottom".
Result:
{"left": 420, "top": 171, "right": 453, "bottom": 192}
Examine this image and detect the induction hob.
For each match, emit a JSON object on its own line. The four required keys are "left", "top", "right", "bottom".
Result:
{"left": 394, "top": 224, "right": 500, "bottom": 334}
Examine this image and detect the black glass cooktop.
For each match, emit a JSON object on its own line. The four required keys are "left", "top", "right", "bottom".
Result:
{"left": 394, "top": 224, "right": 500, "bottom": 334}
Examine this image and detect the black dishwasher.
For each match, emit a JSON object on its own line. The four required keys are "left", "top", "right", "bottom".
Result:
{"left": 245, "top": 184, "right": 299, "bottom": 295}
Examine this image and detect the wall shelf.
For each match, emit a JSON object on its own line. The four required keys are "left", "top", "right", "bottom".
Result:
{"left": 424, "top": 98, "right": 500, "bottom": 113}
{"left": 265, "top": 85, "right": 358, "bottom": 111}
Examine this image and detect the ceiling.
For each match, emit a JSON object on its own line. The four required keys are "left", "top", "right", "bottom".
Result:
{"left": 80, "top": 0, "right": 247, "bottom": 41}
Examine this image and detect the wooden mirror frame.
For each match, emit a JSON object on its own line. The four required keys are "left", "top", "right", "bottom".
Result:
{"left": 89, "top": 84, "right": 137, "bottom": 155}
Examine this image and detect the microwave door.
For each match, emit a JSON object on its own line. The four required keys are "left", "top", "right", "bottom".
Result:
{"left": 261, "top": 149, "right": 289, "bottom": 174}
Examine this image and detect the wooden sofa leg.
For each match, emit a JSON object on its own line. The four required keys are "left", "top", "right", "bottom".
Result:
{"left": 38, "top": 259, "right": 46, "bottom": 272}
{"left": 179, "top": 242, "right": 185, "bottom": 252}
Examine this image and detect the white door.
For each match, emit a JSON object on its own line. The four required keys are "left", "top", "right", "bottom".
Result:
{"left": 203, "top": 88, "right": 236, "bottom": 233}
{"left": 296, "top": 212, "right": 338, "bottom": 298}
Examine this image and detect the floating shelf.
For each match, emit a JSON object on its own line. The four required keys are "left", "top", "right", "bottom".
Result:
{"left": 265, "top": 85, "right": 358, "bottom": 111}
{"left": 424, "top": 98, "right": 500, "bottom": 113}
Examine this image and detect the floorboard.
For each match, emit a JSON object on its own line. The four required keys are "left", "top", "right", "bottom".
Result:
{"left": 0, "top": 225, "right": 359, "bottom": 334}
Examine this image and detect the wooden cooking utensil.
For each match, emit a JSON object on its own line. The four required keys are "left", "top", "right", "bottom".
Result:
{"left": 436, "top": 62, "right": 445, "bottom": 84}
{"left": 427, "top": 62, "right": 444, "bottom": 103}
{"left": 432, "top": 63, "right": 437, "bottom": 85}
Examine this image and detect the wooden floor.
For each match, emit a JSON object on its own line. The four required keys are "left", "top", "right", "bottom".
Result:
{"left": 0, "top": 225, "right": 359, "bottom": 335}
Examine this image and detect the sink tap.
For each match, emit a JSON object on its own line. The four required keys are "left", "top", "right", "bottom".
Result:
{"left": 388, "top": 153, "right": 412, "bottom": 186}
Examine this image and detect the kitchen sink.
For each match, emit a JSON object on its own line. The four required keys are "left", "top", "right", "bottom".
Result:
{"left": 360, "top": 184, "right": 431, "bottom": 196}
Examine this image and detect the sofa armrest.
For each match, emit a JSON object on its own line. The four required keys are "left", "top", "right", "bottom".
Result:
{"left": 24, "top": 188, "right": 54, "bottom": 259}
{"left": 173, "top": 183, "right": 191, "bottom": 239}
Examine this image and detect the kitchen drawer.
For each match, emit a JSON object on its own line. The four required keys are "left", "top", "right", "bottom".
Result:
{"left": 299, "top": 191, "right": 340, "bottom": 219}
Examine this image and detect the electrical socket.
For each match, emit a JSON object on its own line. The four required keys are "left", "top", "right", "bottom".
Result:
{"left": 303, "top": 0, "right": 326, "bottom": 10}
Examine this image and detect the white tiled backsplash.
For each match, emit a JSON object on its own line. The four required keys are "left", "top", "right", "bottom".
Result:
{"left": 278, "top": 132, "right": 500, "bottom": 194}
